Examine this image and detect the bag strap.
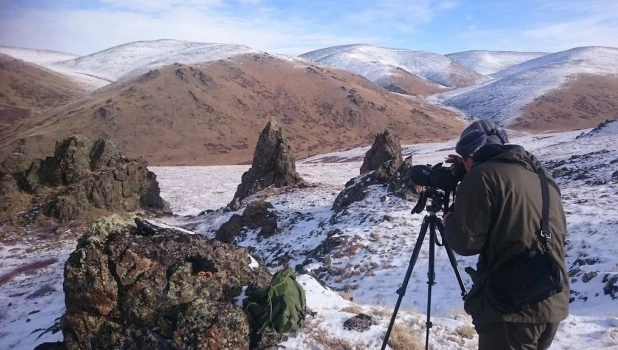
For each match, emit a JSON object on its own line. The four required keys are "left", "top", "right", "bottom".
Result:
{"left": 537, "top": 168, "right": 551, "bottom": 252}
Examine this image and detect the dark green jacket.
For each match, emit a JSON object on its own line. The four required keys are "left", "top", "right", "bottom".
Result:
{"left": 444, "top": 145, "right": 569, "bottom": 324}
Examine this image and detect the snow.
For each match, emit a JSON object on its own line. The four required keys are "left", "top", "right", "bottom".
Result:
{"left": 51, "top": 39, "right": 259, "bottom": 82}
{"left": 435, "top": 47, "right": 618, "bottom": 125}
{"left": 2, "top": 128, "right": 617, "bottom": 349}
{"left": 446, "top": 50, "right": 549, "bottom": 75}
{"left": 248, "top": 254, "right": 259, "bottom": 269}
{"left": 0, "top": 239, "right": 75, "bottom": 349}
{"left": 0, "top": 46, "right": 108, "bottom": 90}
{"left": 300, "top": 44, "right": 489, "bottom": 88}
{"left": 579, "top": 120, "right": 618, "bottom": 138}
{"left": 0, "top": 46, "right": 78, "bottom": 64}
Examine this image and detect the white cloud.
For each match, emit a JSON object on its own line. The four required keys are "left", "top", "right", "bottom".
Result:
{"left": 0, "top": 0, "right": 458, "bottom": 55}
{"left": 0, "top": 5, "right": 380, "bottom": 55}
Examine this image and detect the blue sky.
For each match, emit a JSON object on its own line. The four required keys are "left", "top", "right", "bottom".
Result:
{"left": 1, "top": 0, "right": 618, "bottom": 56}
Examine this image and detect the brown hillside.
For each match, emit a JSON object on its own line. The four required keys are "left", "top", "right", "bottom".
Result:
{"left": 382, "top": 67, "right": 449, "bottom": 96}
{"left": 515, "top": 74, "right": 618, "bottom": 132}
{"left": 0, "top": 54, "right": 463, "bottom": 165}
{"left": 0, "top": 53, "right": 84, "bottom": 133}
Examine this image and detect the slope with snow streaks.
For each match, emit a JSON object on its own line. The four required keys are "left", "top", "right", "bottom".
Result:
{"left": 446, "top": 50, "right": 548, "bottom": 75}
{"left": 0, "top": 46, "right": 78, "bottom": 64}
{"left": 436, "top": 46, "right": 618, "bottom": 127}
{"left": 52, "top": 39, "right": 258, "bottom": 82}
{"left": 300, "top": 44, "right": 489, "bottom": 89}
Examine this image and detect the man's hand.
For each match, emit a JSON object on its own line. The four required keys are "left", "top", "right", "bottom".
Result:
{"left": 445, "top": 154, "right": 463, "bottom": 170}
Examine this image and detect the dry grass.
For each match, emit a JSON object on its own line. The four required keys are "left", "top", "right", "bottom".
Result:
{"left": 341, "top": 304, "right": 363, "bottom": 314}
{"left": 456, "top": 324, "right": 476, "bottom": 339}
{"left": 340, "top": 292, "right": 354, "bottom": 301}
{"left": 305, "top": 319, "right": 368, "bottom": 350}
{"left": 0, "top": 258, "right": 58, "bottom": 286}
{"left": 385, "top": 323, "right": 424, "bottom": 350}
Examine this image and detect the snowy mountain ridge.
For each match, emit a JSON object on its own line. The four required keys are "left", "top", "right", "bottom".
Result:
{"left": 300, "top": 44, "right": 490, "bottom": 89}
{"left": 434, "top": 46, "right": 618, "bottom": 125}
{"left": 0, "top": 46, "right": 78, "bottom": 64}
{"left": 446, "top": 50, "right": 548, "bottom": 75}
{"left": 51, "top": 39, "right": 259, "bottom": 82}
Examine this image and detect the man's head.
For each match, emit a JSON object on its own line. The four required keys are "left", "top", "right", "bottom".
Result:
{"left": 456, "top": 120, "right": 509, "bottom": 170}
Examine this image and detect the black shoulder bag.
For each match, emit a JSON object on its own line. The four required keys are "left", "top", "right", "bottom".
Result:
{"left": 488, "top": 169, "right": 564, "bottom": 310}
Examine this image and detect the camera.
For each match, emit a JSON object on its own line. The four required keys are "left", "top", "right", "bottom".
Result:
{"left": 408, "top": 162, "right": 466, "bottom": 192}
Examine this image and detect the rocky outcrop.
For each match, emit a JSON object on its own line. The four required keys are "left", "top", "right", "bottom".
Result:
{"left": 360, "top": 129, "right": 403, "bottom": 176}
{"left": 58, "top": 216, "right": 271, "bottom": 350}
{"left": 230, "top": 120, "right": 304, "bottom": 206}
{"left": 332, "top": 156, "right": 421, "bottom": 212}
{"left": 216, "top": 200, "right": 279, "bottom": 243}
{"left": 0, "top": 135, "right": 169, "bottom": 222}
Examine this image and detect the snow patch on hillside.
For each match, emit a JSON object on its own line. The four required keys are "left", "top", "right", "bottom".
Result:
{"left": 446, "top": 50, "right": 548, "bottom": 75}
{"left": 51, "top": 39, "right": 259, "bottom": 82}
{"left": 300, "top": 44, "right": 489, "bottom": 88}
{"left": 0, "top": 46, "right": 78, "bottom": 64}
{"left": 435, "top": 47, "right": 618, "bottom": 125}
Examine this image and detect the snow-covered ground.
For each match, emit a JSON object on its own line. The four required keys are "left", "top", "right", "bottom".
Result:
{"left": 446, "top": 50, "right": 548, "bottom": 75}
{"left": 300, "top": 44, "right": 489, "bottom": 88}
{"left": 435, "top": 47, "right": 618, "bottom": 125}
{"left": 1, "top": 125, "right": 617, "bottom": 349}
{"left": 155, "top": 125, "right": 618, "bottom": 349}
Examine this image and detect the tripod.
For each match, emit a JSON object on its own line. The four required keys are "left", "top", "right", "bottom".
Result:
{"left": 381, "top": 189, "right": 468, "bottom": 350}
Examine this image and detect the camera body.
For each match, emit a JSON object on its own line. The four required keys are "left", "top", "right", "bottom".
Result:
{"left": 408, "top": 163, "right": 465, "bottom": 192}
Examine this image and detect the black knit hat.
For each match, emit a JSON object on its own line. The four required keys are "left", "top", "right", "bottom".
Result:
{"left": 455, "top": 120, "right": 509, "bottom": 157}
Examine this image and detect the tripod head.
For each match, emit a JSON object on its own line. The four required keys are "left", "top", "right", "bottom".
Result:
{"left": 411, "top": 188, "right": 453, "bottom": 216}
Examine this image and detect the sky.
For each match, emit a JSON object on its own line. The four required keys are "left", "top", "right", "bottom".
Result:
{"left": 1, "top": 0, "right": 618, "bottom": 56}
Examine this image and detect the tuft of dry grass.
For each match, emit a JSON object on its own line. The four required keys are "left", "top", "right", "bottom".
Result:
{"left": 385, "top": 323, "right": 424, "bottom": 350}
{"left": 0, "top": 258, "right": 58, "bottom": 286}
{"left": 305, "top": 319, "right": 368, "bottom": 350}
{"left": 341, "top": 304, "right": 362, "bottom": 314}
{"left": 456, "top": 324, "right": 476, "bottom": 339}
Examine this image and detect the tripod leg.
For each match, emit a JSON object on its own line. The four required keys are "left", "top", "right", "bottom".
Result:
{"left": 381, "top": 216, "right": 430, "bottom": 350}
{"left": 436, "top": 220, "right": 468, "bottom": 297}
{"left": 424, "top": 216, "right": 437, "bottom": 350}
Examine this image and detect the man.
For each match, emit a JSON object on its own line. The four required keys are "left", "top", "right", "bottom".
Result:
{"left": 443, "top": 120, "right": 569, "bottom": 350}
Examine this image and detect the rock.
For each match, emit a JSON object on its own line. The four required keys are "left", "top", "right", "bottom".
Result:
{"left": 332, "top": 156, "right": 421, "bottom": 212}
{"left": 582, "top": 271, "right": 599, "bottom": 283}
{"left": 360, "top": 129, "right": 403, "bottom": 176}
{"left": 552, "top": 168, "right": 568, "bottom": 178}
{"left": 61, "top": 216, "right": 271, "bottom": 350}
{"left": 215, "top": 214, "right": 246, "bottom": 243}
{"left": 0, "top": 135, "right": 170, "bottom": 222}
{"left": 34, "top": 342, "right": 66, "bottom": 350}
{"left": 603, "top": 274, "right": 618, "bottom": 299}
{"left": 387, "top": 156, "right": 423, "bottom": 199}
{"left": 612, "top": 171, "right": 618, "bottom": 179}
{"left": 230, "top": 119, "right": 304, "bottom": 204}
{"left": 215, "top": 200, "right": 279, "bottom": 243}
{"left": 343, "top": 313, "right": 378, "bottom": 332}
{"left": 243, "top": 200, "right": 278, "bottom": 238}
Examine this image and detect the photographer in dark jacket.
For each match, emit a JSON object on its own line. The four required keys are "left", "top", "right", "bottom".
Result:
{"left": 443, "top": 120, "right": 569, "bottom": 350}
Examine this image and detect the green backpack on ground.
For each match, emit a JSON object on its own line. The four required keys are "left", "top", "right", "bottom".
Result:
{"left": 244, "top": 266, "right": 307, "bottom": 334}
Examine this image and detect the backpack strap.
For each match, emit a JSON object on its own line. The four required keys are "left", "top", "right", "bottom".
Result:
{"left": 537, "top": 168, "right": 551, "bottom": 253}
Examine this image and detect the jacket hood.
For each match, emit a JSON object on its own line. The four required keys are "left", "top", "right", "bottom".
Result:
{"left": 474, "top": 144, "right": 542, "bottom": 173}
